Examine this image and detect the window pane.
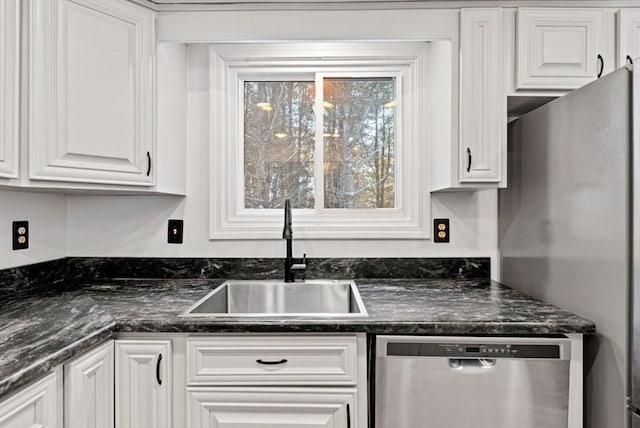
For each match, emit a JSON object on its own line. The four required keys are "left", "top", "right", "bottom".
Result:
{"left": 244, "top": 81, "right": 315, "bottom": 209}
{"left": 323, "top": 78, "right": 395, "bottom": 209}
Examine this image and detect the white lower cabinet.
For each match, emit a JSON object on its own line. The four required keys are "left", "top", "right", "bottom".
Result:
{"left": 0, "top": 372, "right": 58, "bottom": 428}
{"left": 185, "top": 334, "right": 366, "bottom": 428}
{"left": 187, "top": 387, "right": 356, "bottom": 428}
{"left": 115, "top": 340, "right": 172, "bottom": 428}
{"left": 63, "top": 341, "right": 114, "bottom": 428}
{"left": 1, "top": 334, "right": 364, "bottom": 428}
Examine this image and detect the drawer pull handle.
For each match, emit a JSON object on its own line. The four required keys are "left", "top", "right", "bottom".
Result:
{"left": 156, "top": 353, "right": 163, "bottom": 385}
{"left": 256, "top": 358, "right": 288, "bottom": 365}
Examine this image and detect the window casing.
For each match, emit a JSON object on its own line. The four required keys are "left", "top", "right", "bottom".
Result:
{"left": 210, "top": 42, "right": 430, "bottom": 239}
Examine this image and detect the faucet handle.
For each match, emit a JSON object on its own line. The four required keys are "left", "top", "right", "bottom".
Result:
{"left": 291, "top": 253, "right": 307, "bottom": 272}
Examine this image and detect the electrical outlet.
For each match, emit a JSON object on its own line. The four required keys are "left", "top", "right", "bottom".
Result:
{"left": 13, "top": 221, "right": 29, "bottom": 250}
{"left": 168, "top": 219, "right": 183, "bottom": 244}
{"left": 433, "top": 218, "right": 450, "bottom": 243}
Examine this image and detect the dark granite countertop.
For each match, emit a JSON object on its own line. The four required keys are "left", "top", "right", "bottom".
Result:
{"left": 0, "top": 277, "right": 595, "bottom": 400}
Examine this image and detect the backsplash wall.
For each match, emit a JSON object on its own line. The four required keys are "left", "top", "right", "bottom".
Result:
{"left": 0, "top": 190, "right": 67, "bottom": 270}
{"left": 65, "top": 46, "right": 501, "bottom": 279}
{"left": 0, "top": 47, "right": 499, "bottom": 278}
{"left": 0, "top": 257, "right": 491, "bottom": 296}
{"left": 65, "top": 257, "right": 490, "bottom": 280}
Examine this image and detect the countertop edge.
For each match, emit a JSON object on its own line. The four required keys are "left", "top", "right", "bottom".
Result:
{"left": 0, "top": 323, "right": 116, "bottom": 399}
{"left": 0, "top": 317, "right": 595, "bottom": 400}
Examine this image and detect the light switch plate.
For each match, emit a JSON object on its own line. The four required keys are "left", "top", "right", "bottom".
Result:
{"left": 168, "top": 219, "right": 183, "bottom": 244}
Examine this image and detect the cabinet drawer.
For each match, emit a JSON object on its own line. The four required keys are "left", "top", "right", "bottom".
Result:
{"left": 187, "top": 387, "right": 356, "bottom": 428}
{"left": 186, "top": 335, "right": 358, "bottom": 386}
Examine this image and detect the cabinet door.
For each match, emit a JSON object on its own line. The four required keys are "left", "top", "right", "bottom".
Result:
{"left": 0, "top": 0, "right": 19, "bottom": 180}
{"left": 115, "top": 340, "right": 171, "bottom": 428}
{"left": 0, "top": 372, "right": 57, "bottom": 428}
{"left": 618, "top": 9, "right": 640, "bottom": 67}
{"left": 64, "top": 341, "right": 114, "bottom": 428}
{"left": 459, "top": 9, "right": 504, "bottom": 184}
{"left": 517, "top": 8, "right": 605, "bottom": 90}
{"left": 28, "top": 0, "right": 155, "bottom": 186}
{"left": 187, "top": 387, "right": 356, "bottom": 428}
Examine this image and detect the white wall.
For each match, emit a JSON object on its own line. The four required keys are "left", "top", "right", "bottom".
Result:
{"left": 66, "top": 45, "right": 500, "bottom": 278}
{"left": 0, "top": 190, "right": 67, "bottom": 269}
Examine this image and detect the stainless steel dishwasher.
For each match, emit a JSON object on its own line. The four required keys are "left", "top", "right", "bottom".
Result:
{"left": 375, "top": 336, "right": 571, "bottom": 428}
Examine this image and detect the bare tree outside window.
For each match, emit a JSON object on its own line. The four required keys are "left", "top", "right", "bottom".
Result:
{"left": 323, "top": 78, "right": 395, "bottom": 209}
{"left": 243, "top": 77, "right": 396, "bottom": 210}
{"left": 244, "top": 81, "right": 315, "bottom": 209}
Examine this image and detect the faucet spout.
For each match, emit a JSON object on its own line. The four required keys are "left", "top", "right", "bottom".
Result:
{"left": 283, "top": 199, "right": 306, "bottom": 282}
{"left": 283, "top": 199, "right": 292, "bottom": 240}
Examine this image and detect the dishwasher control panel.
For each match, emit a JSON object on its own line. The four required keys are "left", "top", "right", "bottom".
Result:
{"left": 386, "top": 342, "right": 561, "bottom": 359}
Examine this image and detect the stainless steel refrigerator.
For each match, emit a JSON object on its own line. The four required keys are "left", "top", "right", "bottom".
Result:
{"left": 499, "top": 65, "right": 637, "bottom": 427}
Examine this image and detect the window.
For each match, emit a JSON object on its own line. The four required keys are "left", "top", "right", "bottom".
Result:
{"left": 243, "top": 80, "right": 316, "bottom": 210}
{"left": 244, "top": 76, "right": 396, "bottom": 210}
{"left": 322, "top": 77, "right": 396, "bottom": 209}
{"left": 210, "top": 42, "right": 431, "bottom": 239}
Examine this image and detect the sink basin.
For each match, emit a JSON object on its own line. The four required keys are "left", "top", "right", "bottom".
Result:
{"left": 182, "top": 279, "right": 368, "bottom": 317}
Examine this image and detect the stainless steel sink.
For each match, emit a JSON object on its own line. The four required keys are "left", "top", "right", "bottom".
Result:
{"left": 182, "top": 279, "right": 368, "bottom": 317}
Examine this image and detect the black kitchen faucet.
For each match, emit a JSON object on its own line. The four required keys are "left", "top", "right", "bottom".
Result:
{"left": 283, "top": 199, "right": 306, "bottom": 282}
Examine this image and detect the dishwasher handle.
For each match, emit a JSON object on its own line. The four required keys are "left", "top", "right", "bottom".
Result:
{"left": 449, "top": 358, "right": 496, "bottom": 369}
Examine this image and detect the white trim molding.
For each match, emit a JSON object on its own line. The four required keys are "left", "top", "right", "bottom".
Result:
{"left": 209, "top": 42, "right": 432, "bottom": 239}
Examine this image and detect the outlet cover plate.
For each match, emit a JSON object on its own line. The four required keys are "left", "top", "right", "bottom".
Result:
{"left": 433, "top": 218, "right": 450, "bottom": 243}
{"left": 13, "top": 221, "right": 29, "bottom": 250}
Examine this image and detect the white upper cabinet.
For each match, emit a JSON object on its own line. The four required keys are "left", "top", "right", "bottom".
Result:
{"left": 64, "top": 341, "right": 114, "bottom": 428}
{"left": 516, "top": 8, "right": 607, "bottom": 90}
{"left": 0, "top": 372, "right": 58, "bottom": 428}
{"left": 431, "top": 8, "right": 504, "bottom": 191}
{"left": 618, "top": 9, "right": 640, "bottom": 67}
{"left": 459, "top": 8, "right": 505, "bottom": 185}
{"left": 0, "top": 0, "right": 19, "bottom": 181}
{"left": 28, "top": 0, "right": 155, "bottom": 187}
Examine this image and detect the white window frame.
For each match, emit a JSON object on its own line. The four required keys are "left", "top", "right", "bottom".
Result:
{"left": 210, "top": 42, "right": 430, "bottom": 239}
